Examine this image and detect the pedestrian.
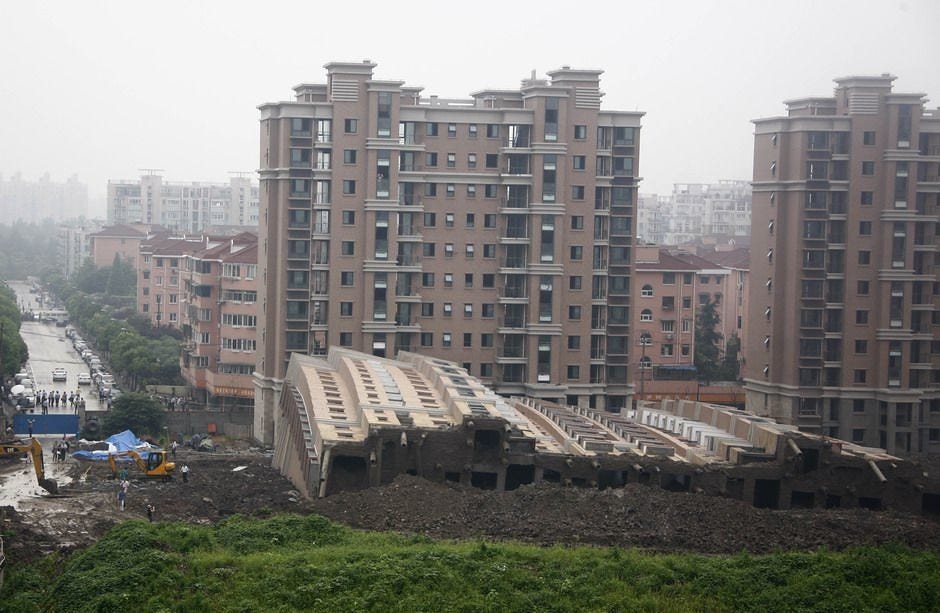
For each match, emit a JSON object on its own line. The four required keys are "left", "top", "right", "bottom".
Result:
{"left": 171, "top": 440, "right": 178, "bottom": 459}
{"left": 119, "top": 467, "right": 129, "bottom": 482}
{"left": 146, "top": 504, "right": 155, "bottom": 523}
{"left": 27, "top": 418, "right": 34, "bottom": 437}
{"left": 118, "top": 487, "right": 126, "bottom": 511}
{"left": 181, "top": 464, "right": 189, "bottom": 483}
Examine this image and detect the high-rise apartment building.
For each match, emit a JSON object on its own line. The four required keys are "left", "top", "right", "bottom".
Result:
{"left": 746, "top": 75, "right": 940, "bottom": 455}
{"left": 254, "top": 61, "right": 642, "bottom": 445}
{"left": 108, "top": 173, "right": 259, "bottom": 232}
{"left": 58, "top": 221, "right": 102, "bottom": 278}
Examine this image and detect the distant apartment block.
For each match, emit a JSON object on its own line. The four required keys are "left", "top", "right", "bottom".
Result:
{"left": 58, "top": 221, "right": 102, "bottom": 278}
{"left": 637, "top": 181, "right": 751, "bottom": 245}
{"left": 255, "top": 61, "right": 642, "bottom": 445}
{"left": 107, "top": 173, "right": 259, "bottom": 232}
{"left": 746, "top": 75, "right": 940, "bottom": 455}
{"left": 0, "top": 172, "right": 88, "bottom": 223}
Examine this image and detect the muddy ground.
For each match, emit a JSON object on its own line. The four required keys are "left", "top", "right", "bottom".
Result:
{"left": 3, "top": 451, "right": 940, "bottom": 567}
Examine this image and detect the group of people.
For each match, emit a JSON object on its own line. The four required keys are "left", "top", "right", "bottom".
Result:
{"left": 32, "top": 390, "right": 85, "bottom": 415}
{"left": 52, "top": 437, "right": 71, "bottom": 462}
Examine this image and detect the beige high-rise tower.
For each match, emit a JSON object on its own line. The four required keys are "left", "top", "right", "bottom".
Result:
{"left": 746, "top": 75, "right": 940, "bottom": 455}
{"left": 254, "top": 61, "right": 643, "bottom": 444}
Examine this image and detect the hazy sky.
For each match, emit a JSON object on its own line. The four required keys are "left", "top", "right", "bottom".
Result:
{"left": 1, "top": 0, "right": 937, "bottom": 216}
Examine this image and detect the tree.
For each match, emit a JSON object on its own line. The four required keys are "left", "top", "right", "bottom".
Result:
{"left": 101, "top": 393, "right": 165, "bottom": 438}
{"left": 694, "top": 298, "right": 723, "bottom": 384}
{"left": 105, "top": 254, "right": 136, "bottom": 297}
{"left": 721, "top": 333, "right": 741, "bottom": 381}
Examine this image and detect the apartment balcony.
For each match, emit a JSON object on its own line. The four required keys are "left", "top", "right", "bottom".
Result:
{"left": 398, "top": 194, "right": 422, "bottom": 206}
{"left": 311, "top": 286, "right": 329, "bottom": 297}
{"left": 501, "top": 197, "right": 529, "bottom": 209}
{"left": 592, "top": 259, "right": 608, "bottom": 271}
{"left": 499, "top": 226, "right": 529, "bottom": 241}
{"left": 496, "top": 348, "right": 527, "bottom": 362}
{"left": 395, "top": 254, "right": 422, "bottom": 267}
{"left": 498, "top": 317, "right": 526, "bottom": 330}
{"left": 499, "top": 286, "right": 528, "bottom": 299}
{"left": 310, "top": 317, "right": 328, "bottom": 329}
{"left": 500, "top": 257, "right": 527, "bottom": 270}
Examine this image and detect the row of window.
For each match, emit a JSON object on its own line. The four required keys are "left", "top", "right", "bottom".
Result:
{"left": 295, "top": 116, "right": 634, "bottom": 145}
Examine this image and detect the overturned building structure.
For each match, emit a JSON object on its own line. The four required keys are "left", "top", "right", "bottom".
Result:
{"left": 273, "top": 349, "right": 940, "bottom": 515}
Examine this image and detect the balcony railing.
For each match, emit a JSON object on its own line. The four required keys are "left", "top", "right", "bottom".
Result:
{"left": 499, "top": 317, "right": 526, "bottom": 328}
{"left": 501, "top": 258, "right": 527, "bottom": 269}
{"left": 500, "top": 286, "right": 527, "bottom": 299}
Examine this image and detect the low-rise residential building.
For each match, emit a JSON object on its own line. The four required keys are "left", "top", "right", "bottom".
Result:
{"left": 137, "top": 234, "right": 209, "bottom": 328}
{"left": 179, "top": 233, "right": 259, "bottom": 405}
{"left": 88, "top": 224, "right": 151, "bottom": 269}
{"left": 632, "top": 246, "right": 748, "bottom": 396}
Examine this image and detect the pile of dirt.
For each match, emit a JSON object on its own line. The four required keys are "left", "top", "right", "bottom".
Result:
{"left": 312, "top": 475, "right": 940, "bottom": 554}
{"left": 5, "top": 453, "right": 940, "bottom": 561}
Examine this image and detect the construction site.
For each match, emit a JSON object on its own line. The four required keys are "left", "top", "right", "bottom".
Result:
{"left": 2, "top": 347, "right": 940, "bottom": 573}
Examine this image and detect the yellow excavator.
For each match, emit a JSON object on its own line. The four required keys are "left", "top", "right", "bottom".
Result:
{"left": 108, "top": 449, "right": 176, "bottom": 480}
{"left": 0, "top": 438, "right": 58, "bottom": 495}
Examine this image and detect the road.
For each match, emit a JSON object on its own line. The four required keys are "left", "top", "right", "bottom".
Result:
{"left": 0, "top": 280, "right": 104, "bottom": 507}
{"left": 7, "top": 280, "right": 107, "bottom": 415}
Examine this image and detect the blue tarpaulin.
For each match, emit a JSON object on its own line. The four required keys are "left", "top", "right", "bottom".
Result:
{"left": 72, "top": 429, "right": 159, "bottom": 461}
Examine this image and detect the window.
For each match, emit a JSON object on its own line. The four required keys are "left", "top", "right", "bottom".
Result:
{"left": 571, "top": 186, "right": 585, "bottom": 200}
{"left": 854, "top": 369, "right": 867, "bottom": 383}
{"left": 426, "top": 122, "right": 439, "bottom": 137}
{"left": 467, "top": 153, "right": 477, "bottom": 168}
{"left": 641, "top": 285, "right": 653, "bottom": 297}
{"left": 861, "top": 191, "right": 873, "bottom": 205}
{"left": 862, "top": 161, "right": 875, "bottom": 175}
{"left": 682, "top": 297, "right": 692, "bottom": 309}
{"left": 570, "top": 246, "right": 583, "bottom": 260}
{"left": 447, "top": 123, "right": 457, "bottom": 137}
{"left": 574, "top": 125, "right": 587, "bottom": 140}
{"left": 340, "top": 272, "right": 354, "bottom": 286}
{"left": 481, "top": 303, "right": 494, "bottom": 318}
{"left": 464, "top": 273, "right": 473, "bottom": 288}
{"left": 856, "top": 310, "right": 869, "bottom": 324}
{"left": 568, "top": 336, "right": 581, "bottom": 350}
{"left": 464, "top": 303, "right": 473, "bottom": 318}
{"left": 661, "top": 344, "right": 674, "bottom": 357}
{"left": 662, "top": 273, "right": 675, "bottom": 285}
{"left": 444, "top": 243, "right": 454, "bottom": 257}
{"left": 339, "top": 332, "right": 352, "bottom": 347}
{"left": 341, "top": 241, "right": 355, "bottom": 256}
{"left": 443, "top": 303, "right": 453, "bottom": 316}
{"left": 342, "top": 210, "right": 355, "bottom": 225}
{"left": 484, "top": 184, "right": 498, "bottom": 198}
{"left": 443, "top": 273, "right": 453, "bottom": 287}
{"left": 420, "top": 303, "right": 434, "bottom": 317}
{"left": 482, "top": 273, "right": 495, "bottom": 287}
{"left": 344, "top": 118, "right": 358, "bottom": 134}
{"left": 484, "top": 213, "right": 497, "bottom": 229}
{"left": 463, "top": 332, "right": 472, "bottom": 347}
{"left": 481, "top": 333, "right": 494, "bottom": 348}
{"left": 569, "top": 276, "right": 582, "bottom": 290}
{"left": 485, "top": 153, "right": 498, "bottom": 169}
{"left": 222, "top": 313, "right": 258, "bottom": 327}
{"left": 857, "top": 280, "right": 870, "bottom": 295}
{"left": 442, "top": 333, "right": 452, "bottom": 347}
{"left": 423, "top": 212, "right": 436, "bottom": 227}
{"left": 420, "top": 332, "right": 433, "bottom": 347}
{"left": 422, "top": 273, "right": 434, "bottom": 287}
{"left": 858, "top": 250, "right": 871, "bottom": 265}
{"left": 859, "top": 221, "right": 872, "bottom": 236}
{"left": 640, "top": 309, "right": 653, "bottom": 322}
{"left": 572, "top": 155, "right": 586, "bottom": 170}
{"left": 342, "top": 180, "right": 356, "bottom": 195}
{"left": 446, "top": 183, "right": 456, "bottom": 197}
{"left": 340, "top": 302, "right": 353, "bottom": 317}
{"left": 863, "top": 131, "right": 875, "bottom": 146}
{"left": 483, "top": 244, "right": 496, "bottom": 259}
{"left": 426, "top": 152, "right": 438, "bottom": 167}
{"left": 465, "top": 244, "right": 474, "bottom": 258}
{"left": 423, "top": 243, "right": 436, "bottom": 257}
{"left": 855, "top": 340, "right": 868, "bottom": 354}
{"left": 447, "top": 153, "right": 456, "bottom": 168}
{"left": 425, "top": 183, "right": 437, "bottom": 197}
{"left": 468, "top": 124, "right": 478, "bottom": 137}
{"left": 222, "top": 338, "right": 257, "bottom": 352}
{"left": 567, "top": 365, "right": 580, "bottom": 380}
{"left": 486, "top": 124, "right": 500, "bottom": 138}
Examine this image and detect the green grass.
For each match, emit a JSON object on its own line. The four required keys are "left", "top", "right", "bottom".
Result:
{"left": 2, "top": 515, "right": 938, "bottom": 612}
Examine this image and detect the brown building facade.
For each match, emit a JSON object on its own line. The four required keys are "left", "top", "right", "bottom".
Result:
{"left": 88, "top": 224, "right": 150, "bottom": 269}
{"left": 746, "top": 75, "right": 940, "bottom": 454}
{"left": 255, "top": 61, "right": 643, "bottom": 444}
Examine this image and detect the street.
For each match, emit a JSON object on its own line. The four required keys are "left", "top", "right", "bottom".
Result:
{"left": 7, "top": 280, "right": 106, "bottom": 416}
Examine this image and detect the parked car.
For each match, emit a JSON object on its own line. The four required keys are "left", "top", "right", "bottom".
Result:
{"left": 52, "top": 368, "right": 68, "bottom": 382}
{"left": 77, "top": 373, "right": 92, "bottom": 385}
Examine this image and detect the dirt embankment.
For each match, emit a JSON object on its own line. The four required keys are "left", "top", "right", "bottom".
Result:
{"left": 4, "top": 454, "right": 940, "bottom": 564}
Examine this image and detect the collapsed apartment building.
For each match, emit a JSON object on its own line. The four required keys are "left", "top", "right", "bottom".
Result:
{"left": 272, "top": 348, "right": 940, "bottom": 515}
